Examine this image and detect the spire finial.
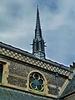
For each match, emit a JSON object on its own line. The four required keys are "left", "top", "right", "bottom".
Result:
{"left": 37, "top": 5, "right": 39, "bottom": 15}
{"left": 37, "top": 5, "right": 38, "bottom": 9}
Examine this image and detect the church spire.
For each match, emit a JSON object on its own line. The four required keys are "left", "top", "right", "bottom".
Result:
{"left": 32, "top": 6, "right": 46, "bottom": 59}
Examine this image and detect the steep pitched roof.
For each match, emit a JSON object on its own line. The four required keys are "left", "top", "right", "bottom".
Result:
{"left": 0, "top": 86, "right": 53, "bottom": 100}
{"left": 0, "top": 42, "right": 70, "bottom": 70}
{"left": 61, "top": 75, "right": 75, "bottom": 98}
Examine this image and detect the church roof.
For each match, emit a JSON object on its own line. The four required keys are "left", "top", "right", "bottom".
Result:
{"left": 0, "top": 42, "right": 34, "bottom": 58}
{"left": 0, "top": 86, "right": 52, "bottom": 100}
{"left": 61, "top": 75, "right": 75, "bottom": 98}
{"left": 0, "top": 42, "right": 70, "bottom": 71}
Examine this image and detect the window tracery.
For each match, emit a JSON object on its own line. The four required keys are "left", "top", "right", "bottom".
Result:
{"left": 29, "top": 72, "right": 44, "bottom": 92}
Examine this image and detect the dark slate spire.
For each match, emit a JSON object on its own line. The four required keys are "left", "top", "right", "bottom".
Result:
{"left": 32, "top": 6, "right": 46, "bottom": 59}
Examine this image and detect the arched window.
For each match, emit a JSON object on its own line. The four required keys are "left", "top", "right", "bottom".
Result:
{"left": 29, "top": 72, "right": 45, "bottom": 92}
{"left": 0, "top": 64, "right": 3, "bottom": 83}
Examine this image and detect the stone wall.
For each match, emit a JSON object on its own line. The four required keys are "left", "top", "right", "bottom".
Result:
{"left": 0, "top": 56, "right": 68, "bottom": 99}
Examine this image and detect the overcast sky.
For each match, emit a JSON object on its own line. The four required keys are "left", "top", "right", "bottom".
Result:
{"left": 0, "top": 0, "right": 75, "bottom": 67}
